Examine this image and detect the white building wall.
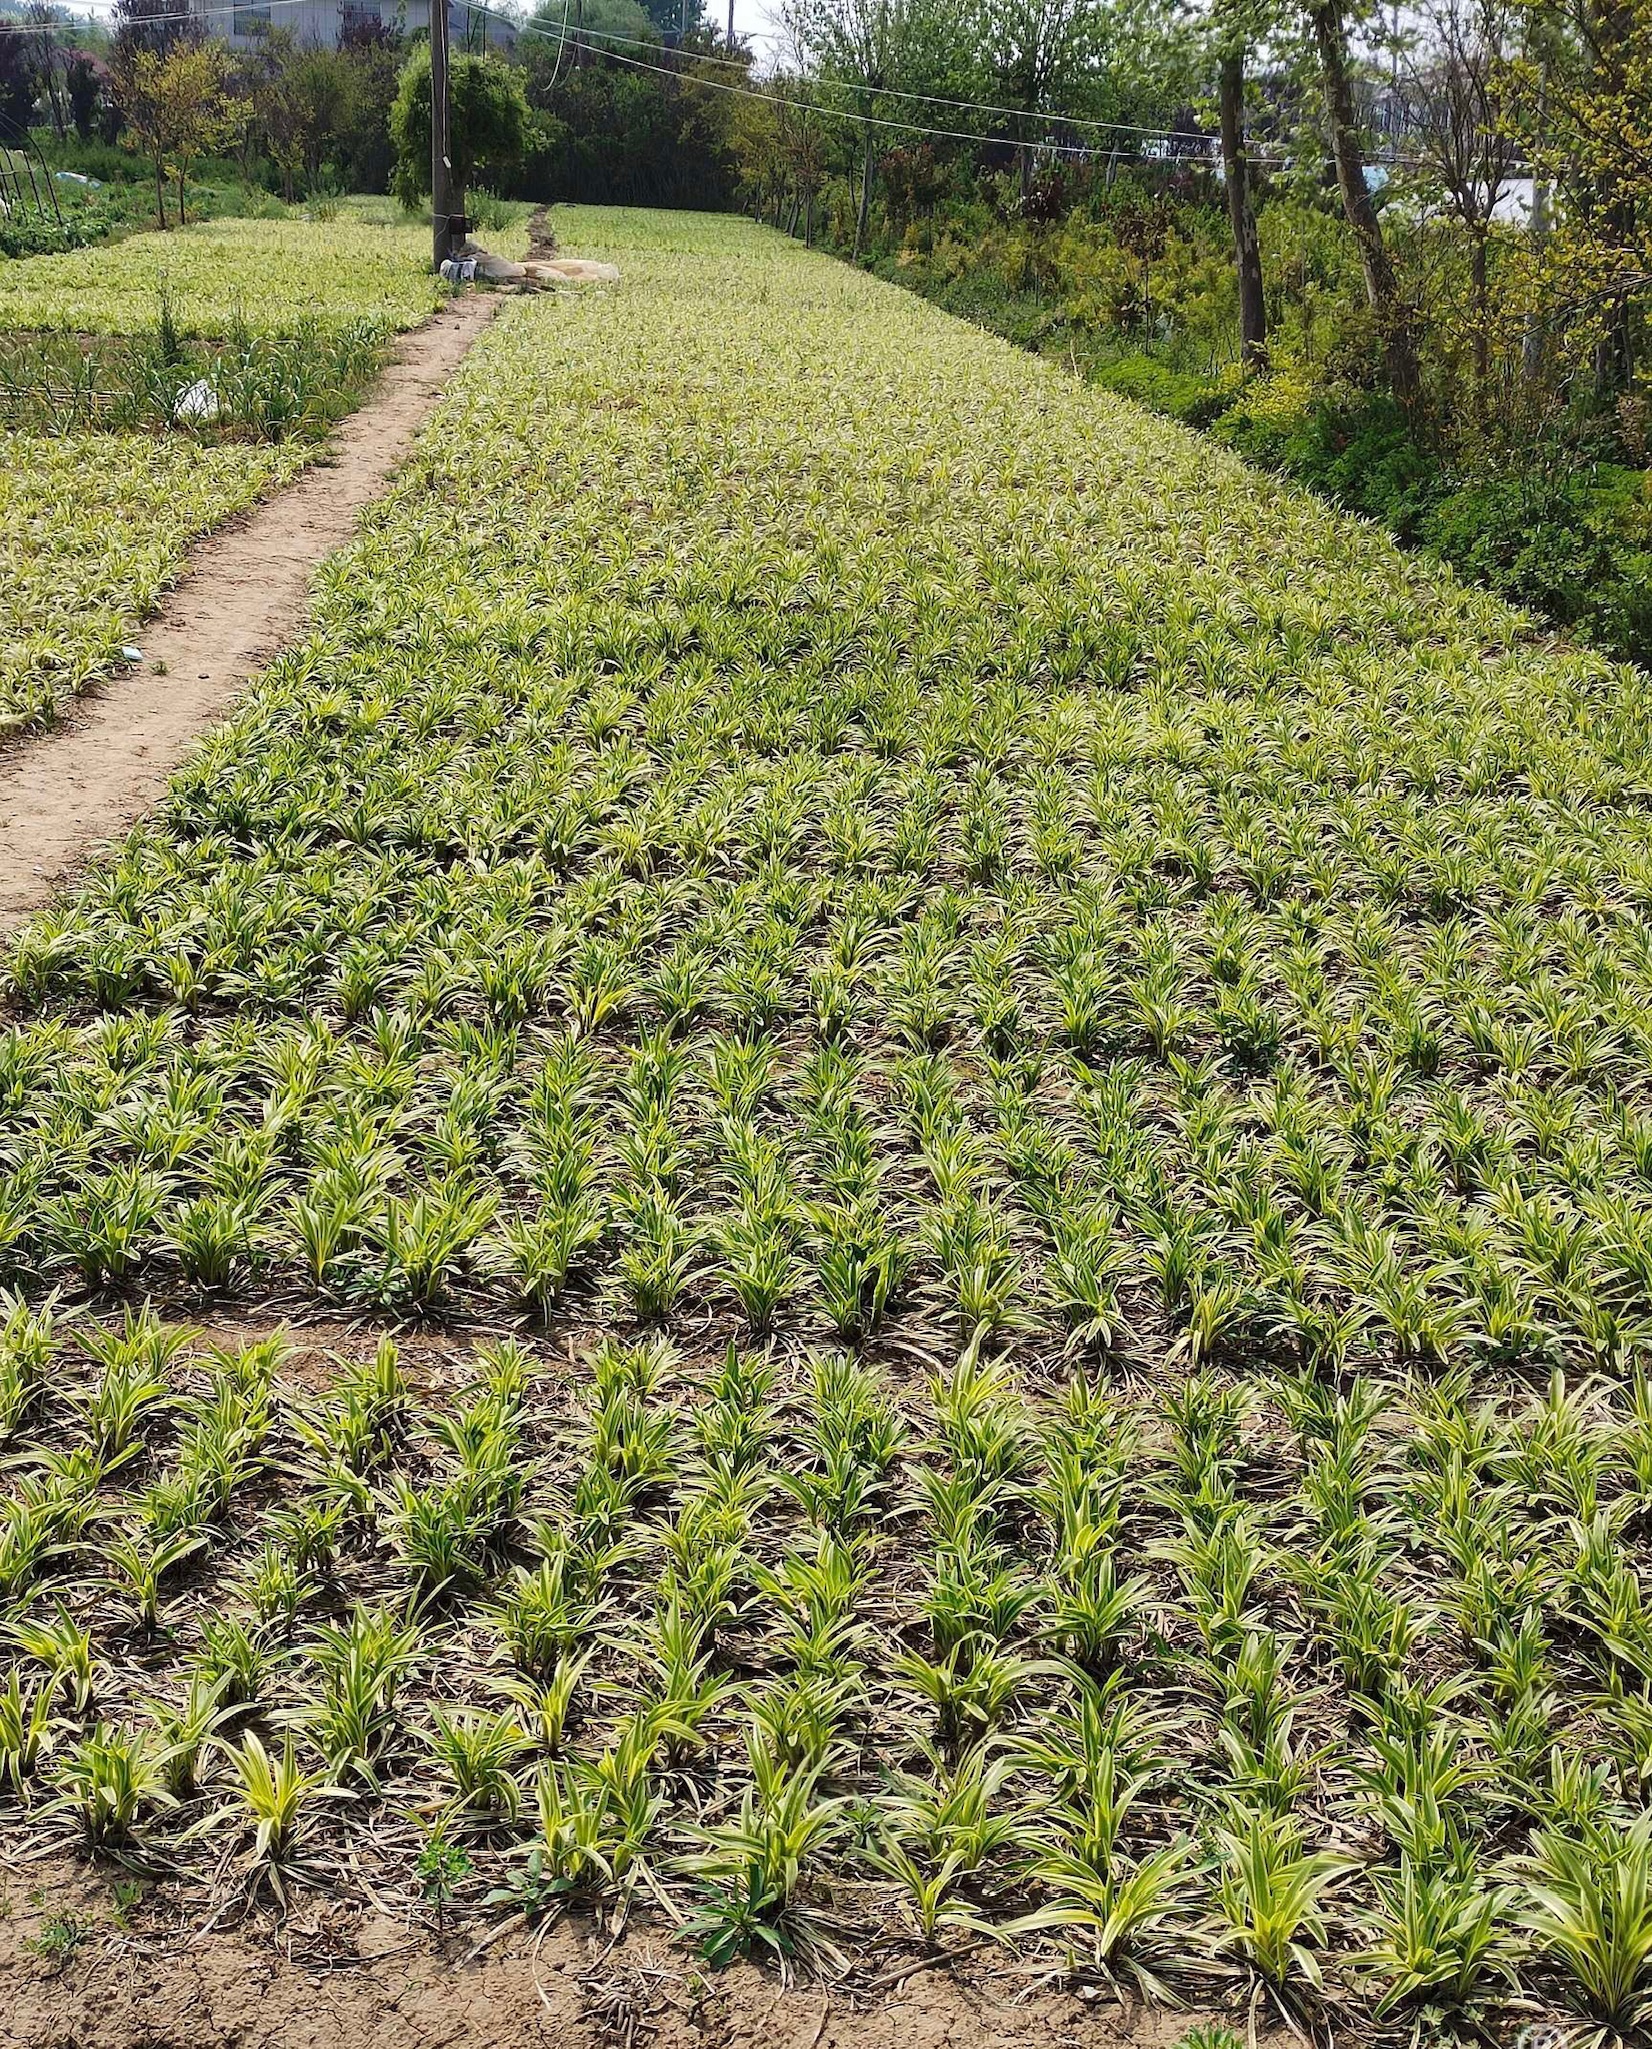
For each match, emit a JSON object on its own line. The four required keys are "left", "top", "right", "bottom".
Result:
{"left": 196, "top": 0, "right": 515, "bottom": 53}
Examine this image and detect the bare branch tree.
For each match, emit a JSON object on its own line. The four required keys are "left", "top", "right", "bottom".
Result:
{"left": 1400, "top": 0, "right": 1523, "bottom": 396}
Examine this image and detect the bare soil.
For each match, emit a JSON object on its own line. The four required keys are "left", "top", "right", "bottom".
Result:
{"left": 0, "top": 291, "right": 500, "bottom": 933}
{"left": 0, "top": 1857, "right": 1237, "bottom": 2049}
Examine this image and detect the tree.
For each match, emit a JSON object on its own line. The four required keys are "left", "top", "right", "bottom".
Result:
{"left": 976, "top": 0, "right": 1124, "bottom": 193}
{"left": 1208, "top": 0, "right": 1271, "bottom": 369}
{"left": 331, "top": 27, "right": 403, "bottom": 194}
{"left": 112, "top": 38, "right": 247, "bottom": 229}
{"left": 1509, "top": 0, "right": 1652, "bottom": 397}
{"left": 1303, "top": 0, "right": 1423, "bottom": 409}
{"left": 112, "top": 0, "right": 191, "bottom": 62}
{"left": 65, "top": 52, "right": 104, "bottom": 141}
{"left": 0, "top": 28, "right": 40, "bottom": 135}
{"left": 729, "top": 68, "right": 828, "bottom": 234}
{"left": 636, "top": 0, "right": 709, "bottom": 29}
{"left": 1400, "top": 0, "right": 1522, "bottom": 400}
{"left": 788, "top": 0, "right": 977, "bottom": 259}
{"left": 248, "top": 28, "right": 358, "bottom": 200}
{"left": 390, "top": 45, "right": 532, "bottom": 216}
{"left": 524, "top": 39, "right": 743, "bottom": 210}
{"left": 25, "top": 4, "right": 69, "bottom": 138}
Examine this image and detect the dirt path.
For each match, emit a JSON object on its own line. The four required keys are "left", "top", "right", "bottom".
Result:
{"left": 0, "top": 290, "right": 499, "bottom": 933}
{"left": 0, "top": 1856, "right": 1225, "bottom": 2049}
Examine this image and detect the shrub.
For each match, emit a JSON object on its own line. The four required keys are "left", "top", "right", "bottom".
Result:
{"left": 1423, "top": 464, "right": 1652, "bottom": 665}
{"left": 390, "top": 46, "right": 531, "bottom": 213}
{"left": 1096, "top": 352, "right": 1239, "bottom": 429}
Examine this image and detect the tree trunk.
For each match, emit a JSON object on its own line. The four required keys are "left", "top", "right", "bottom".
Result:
{"left": 1217, "top": 48, "right": 1267, "bottom": 373}
{"left": 155, "top": 157, "right": 168, "bottom": 230}
{"left": 1597, "top": 199, "right": 1636, "bottom": 394}
{"left": 1522, "top": 61, "right": 1550, "bottom": 385}
{"left": 1469, "top": 228, "right": 1489, "bottom": 396}
{"left": 177, "top": 164, "right": 186, "bottom": 228}
{"left": 853, "top": 125, "right": 873, "bottom": 261}
{"left": 1307, "top": 0, "right": 1422, "bottom": 411}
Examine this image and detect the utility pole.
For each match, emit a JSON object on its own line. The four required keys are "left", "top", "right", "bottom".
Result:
{"left": 726, "top": 0, "right": 734, "bottom": 47}
{"left": 430, "top": 0, "right": 462, "bottom": 270}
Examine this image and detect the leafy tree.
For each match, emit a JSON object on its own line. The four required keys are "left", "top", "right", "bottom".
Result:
{"left": 112, "top": 37, "right": 247, "bottom": 229}
{"left": 1509, "top": 0, "right": 1652, "bottom": 396}
{"left": 728, "top": 68, "right": 829, "bottom": 234}
{"left": 390, "top": 45, "right": 533, "bottom": 215}
{"left": 247, "top": 28, "right": 360, "bottom": 200}
{"left": 789, "top": 0, "right": 980, "bottom": 257}
{"left": 525, "top": 50, "right": 741, "bottom": 208}
{"left": 1399, "top": 0, "right": 1522, "bottom": 399}
{"left": 636, "top": 0, "right": 710, "bottom": 34}
{"left": 330, "top": 29, "right": 403, "bottom": 194}
{"left": 112, "top": 0, "right": 189, "bottom": 62}
{"left": 522, "top": 0, "right": 662, "bottom": 91}
{"left": 24, "top": 3, "right": 69, "bottom": 138}
{"left": 1303, "top": 0, "right": 1423, "bottom": 409}
{"left": 544, "top": 0, "right": 663, "bottom": 58}
{"left": 65, "top": 51, "right": 103, "bottom": 141}
{"left": 1215, "top": 43, "right": 1266, "bottom": 367}
{"left": 1191, "top": 0, "right": 1281, "bottom": 373}
{"left": 975, "top": 0, "right": 1162, "bottom": 191}
{"left": 0, "top": 27, "right": 39, "bottom": 134}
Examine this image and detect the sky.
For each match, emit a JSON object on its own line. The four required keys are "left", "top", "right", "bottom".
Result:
{"left": 729, "top": 0, "right": 782, "bottom": 45}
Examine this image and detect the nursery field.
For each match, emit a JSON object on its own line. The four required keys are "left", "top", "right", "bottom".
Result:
{"left": 0, "top": 215, "right": 474, "bottom": 338}
{"left": 6, "top": 206, "right": 1652, "bottom": 2038}
{"left": 0, "top": 435, "right": 306, "bottom": 731}
{"left": 0, "top": 210, "right": 469, "bottom": 734}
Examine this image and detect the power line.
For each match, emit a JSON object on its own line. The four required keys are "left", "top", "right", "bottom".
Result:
{"left": 0, "top": 0, "right": 1224, "bottom": 164}
{"left": 511, "top": 17, "right": 1448, "bottom": 171}
{"left": 0, "top": 0, "right": 501, "bottom": 32}
{"left": 535, "top": 0, "right": 572, "bottom": 95}
{"left": 0, "top": 0, "right": 1448, "bottom": 172}
{"left": 491, "top": 4, "right": 1444, "bottom": 171}
{"left": 0, "top": 0, "right": 333, "bottom": 33}
{"left": 514, "top": 14, "right": 1224, "bottom": 145}
{"left": 504, "top": 14, "right": 1214, "bottom": 164}
{"left": 0, "top": 0, "right": 1331, "bottom": 156}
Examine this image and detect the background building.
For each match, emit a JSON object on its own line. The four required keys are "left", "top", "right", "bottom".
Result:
{"left": 194, "top": 0, "right": 517, "bottom": 53}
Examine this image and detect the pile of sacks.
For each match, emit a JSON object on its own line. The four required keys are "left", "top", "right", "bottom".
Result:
{"left": 442, "top": 242, "right": 620, "bottom": 289}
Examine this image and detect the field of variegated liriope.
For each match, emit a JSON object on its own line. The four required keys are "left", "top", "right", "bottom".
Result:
{"left": 5, "top": 202, "right": 1652, "bottom": 2039}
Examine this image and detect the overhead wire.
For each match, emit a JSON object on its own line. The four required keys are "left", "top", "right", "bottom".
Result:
{"left": 506, "top": 14, "right": 1448, "bottom": 172}
{"left": 0, "top": 0, "right": 314, "bottom": 28}
{"left": 484, "top": 2, "right": 1449, "bottom": 171}
{"left": 534, "top": 0, "right": 573, "bottom": 96}
{"left": 489, "top": 12, "right": 1233, "bottom": 144}
{"left": 0, "top": 0, "right": 1455, "bottom": 173}
{"left": 0, "top": 3, "right": 1245, "bottom": 168}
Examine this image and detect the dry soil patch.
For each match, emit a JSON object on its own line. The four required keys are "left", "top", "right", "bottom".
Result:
{"left": 0, "top": 1857, "right": 1243, "bottom": 2049}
